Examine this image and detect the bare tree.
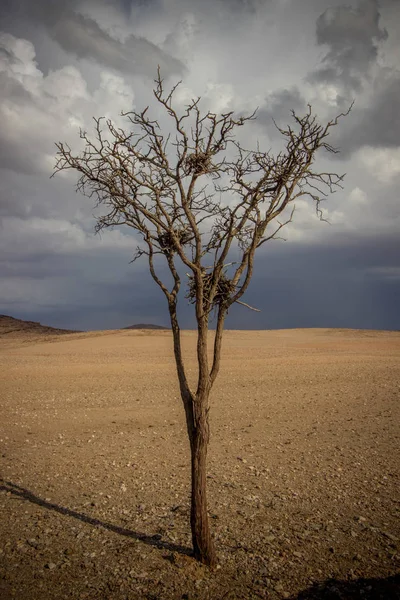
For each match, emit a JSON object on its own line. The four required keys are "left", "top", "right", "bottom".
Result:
{"left": 53, "top": 69, "right": 349, "bottom": 567}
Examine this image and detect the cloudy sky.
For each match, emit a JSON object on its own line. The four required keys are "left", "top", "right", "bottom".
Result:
{"left": 0, "top": 0, "right": 399, "bottom": 331}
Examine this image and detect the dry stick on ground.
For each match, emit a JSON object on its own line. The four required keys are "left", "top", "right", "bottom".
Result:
{"left": 53, "top": 68, "right": 350, "bottom": 567}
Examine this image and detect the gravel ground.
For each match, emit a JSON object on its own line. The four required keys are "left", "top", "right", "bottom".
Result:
{"left": 0, "top": 327, "right": 399, "bottom": 599}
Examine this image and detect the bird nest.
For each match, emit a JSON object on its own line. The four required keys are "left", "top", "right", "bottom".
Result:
{"left": 157, "top": 229, "right": 191, "bottom": 253}
{"left": 184, "top": 152, "right": 212, "bottom": 175}
{"left": 186, "top": 271, "right": 236, "bottom": 308}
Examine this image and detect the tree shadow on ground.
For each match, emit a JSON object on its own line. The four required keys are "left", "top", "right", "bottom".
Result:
{"left": 291, "top": 573, "right": 400, "bottom": 599}
{"left": 0, "top": 480, "right": 192, "bottom": 556}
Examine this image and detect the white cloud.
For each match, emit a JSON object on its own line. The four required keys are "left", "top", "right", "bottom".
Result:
{"left": 356, "top": 146, "right": 400, "bottom": 183}
{"left": 0, "top": 33, "right": 41, "bottom": 88}
{"left": 348, "top": 186, "right": 368, "bottom": 205}
{"left": 0, "top": 216, "right": 135, "bottom": 259}
{"left": 0, "top": 32, "right": 136, "bottom": 177}
{"left": 43, "top": 65, "right": 89, "bottom": 103}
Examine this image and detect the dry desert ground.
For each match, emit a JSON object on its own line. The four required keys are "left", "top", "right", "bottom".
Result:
{"left": 1, "top": 325, "right": 400, "bottom": 599}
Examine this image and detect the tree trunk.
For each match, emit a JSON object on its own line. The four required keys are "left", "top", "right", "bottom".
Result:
{"left": 190, "top": 405, "right": 217, "bottom": 567}
{"left": 170, "top": 300, "right": 216, "bottom": 565}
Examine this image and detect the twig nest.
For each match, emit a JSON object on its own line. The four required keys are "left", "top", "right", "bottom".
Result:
{"left": 184, "top": 152, "right": 212, "bottom": 175}
{"left": 186, "top": 271, "right": 236, "bottom": 308}
{"left": 158, "top": 229, "right": 191, "bottom": 253}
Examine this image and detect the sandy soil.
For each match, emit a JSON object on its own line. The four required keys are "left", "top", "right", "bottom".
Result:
{"left": 0, "top": 327, "right": 399, "bottom": 599}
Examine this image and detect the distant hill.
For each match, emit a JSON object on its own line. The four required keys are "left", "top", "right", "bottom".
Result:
{"left": 0, "top": 315, "right": 81, "bottom": 337}
{"left": 123, "top": 323, "right": 169, "bottom": 330}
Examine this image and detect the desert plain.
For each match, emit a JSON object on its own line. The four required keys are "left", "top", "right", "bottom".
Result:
{"left": 0, "top": 321, "right": 399, "bottom": 599}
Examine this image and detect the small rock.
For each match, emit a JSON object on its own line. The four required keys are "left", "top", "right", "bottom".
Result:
{"left": 381, "top": 531, "right": 398, "bottom": 542}
{"left": 309, "top": 523, "right": 323, "bottom": 532}
{"left": 45, "top": 562, "right": 56, "bottom": 570}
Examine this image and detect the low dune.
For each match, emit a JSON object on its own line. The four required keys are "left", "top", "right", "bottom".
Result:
{"left": 0, "top": 315, "right": 81, "bottom": 339}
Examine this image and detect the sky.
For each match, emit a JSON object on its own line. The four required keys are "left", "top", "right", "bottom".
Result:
{"left": 0, "top": 0, "right": 399, "bottom": 331}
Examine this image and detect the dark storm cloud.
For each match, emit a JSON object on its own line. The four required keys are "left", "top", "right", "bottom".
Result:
{"left": 256, "top": 87, "right": 307, "bottom": 138}
{"left": 0, "top": 74, "right": 36, "bottom": 175}
{"left": 0, "top": 0, "right": 185, "bottom": 78}
{"left": 310, "top": 0, "right": 388, "bottom": 91}
{"left": 0, "top": 250, "right": 168, "bottom": 332}
{"left": 226, "top": 231, "right": 400, "bottom": 331}
{"left": 51, "top": 11, "right": 185, "bottom": 78}
{"left": 331, "top": 69, "right": 400, "bottom": 156}
{"left": 2, "top": 231, "right": 399, "bottom": 332}
{"left": 0, "top": 71, "right": 32, "bottom": 102}
{"left": 0, "top": 67, "right": 41, "bottom": 175}
{"left": 0, "top": 75, "right": 41, "bottom": 176}
{"left": 0, "top": 143, "right": 39, "bottom": 176}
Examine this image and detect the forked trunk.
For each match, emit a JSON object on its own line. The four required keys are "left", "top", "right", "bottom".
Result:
{"left": 170, "top": 303, "right": 217, "bottom": 566}
{"left": 190, "top": 409, "right": 217, "bottom": 567}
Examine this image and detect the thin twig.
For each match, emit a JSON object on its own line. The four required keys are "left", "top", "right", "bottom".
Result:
{"left": 236, "top": 300, "right": 261, "bottom": 312}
